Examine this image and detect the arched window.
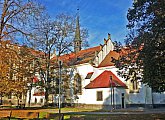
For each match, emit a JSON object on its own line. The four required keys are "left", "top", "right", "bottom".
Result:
{"left": 74, "top": 73, "right": 82, "bottom": 95}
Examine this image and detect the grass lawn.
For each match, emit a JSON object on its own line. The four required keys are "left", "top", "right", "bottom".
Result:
{"left": 1, "top": 107, "right": 165, "bottom": 120}
{"left": 64, "top": 113, "right": 165, "bottom": 120}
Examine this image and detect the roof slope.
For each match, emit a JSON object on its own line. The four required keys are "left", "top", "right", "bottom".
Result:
{"left": 85, "top": 70, "right": 127, "bottom": 89}
{"left": 51, "top": 46, "right": 101, "bottom": 66}
{"left": 98, "top": 51, "right": 119, "bottom": 68}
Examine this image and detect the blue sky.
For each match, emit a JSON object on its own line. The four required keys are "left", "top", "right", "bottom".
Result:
{"left": 40, "top": 0, "right": 132, "bottom": 47}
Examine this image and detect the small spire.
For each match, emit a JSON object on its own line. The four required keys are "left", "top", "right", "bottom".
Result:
{"left": 108, "top": 33, "right": 111, "bottom": 40}
{"left": 74, "top": 8, "right": 81, "bottom": 53}
{"left": 104, "top": 38, "right": 108, "bottom": 45}
{"left": 75, "top": 15, "right": 81, "bottom": 40}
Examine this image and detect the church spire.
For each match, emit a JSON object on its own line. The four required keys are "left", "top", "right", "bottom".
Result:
{"left": 74, "top": 9, "right": 81, "bottom": 53}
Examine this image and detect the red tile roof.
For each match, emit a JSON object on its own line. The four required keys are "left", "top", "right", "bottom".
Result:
{"left": 33, "top": 92, "right": 45, "bottom": 96}
{"left": 98, "top": 51, "right": 119, "bottom": 67}
{"left": 116, "top": 46, "right": 143, "bottom": 64}
{"left": 85, "top": 70, "right": 127, "bottom": 89}
{"left": 29, "top": 48, "right": 45, "bottom": 57}
{"left": 51, "top": 46, "right": 101, "bottom": 66}
{"left": 33, "top": 76, "right": 39, "bottom": 83}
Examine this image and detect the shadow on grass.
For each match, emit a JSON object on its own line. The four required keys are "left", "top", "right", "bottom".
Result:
{"left": 64, "top": 113, "right": 165, "bottom": 120}
{"left": 1, "top": 106, "right": 165, "bottom": 120}
{"left": 58, "top": 107, "right": 165, "bottom": 120}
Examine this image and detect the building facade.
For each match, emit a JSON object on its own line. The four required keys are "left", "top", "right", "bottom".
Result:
{"left": 50, "top": 33, "right": 165, "bottom": 109}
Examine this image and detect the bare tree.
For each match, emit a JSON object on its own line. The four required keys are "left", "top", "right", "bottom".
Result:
{"left": 0, "top": 0, "right": 44, "bottom": 42}
{"left": 30, "top": 13, "right": 89, "bottom": 105}
{"left": 29, "top": 13, "right": 75, "bottom": 105}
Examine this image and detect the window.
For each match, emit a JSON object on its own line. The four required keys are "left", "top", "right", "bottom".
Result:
{"left": 96, "top": 91, "right": 103, "bottom": 101}
{"left": 40, "top": 98, "right": 43, "bottom": 103}
{"left": 85, "top": 72, "right": 93, "bottom": 79}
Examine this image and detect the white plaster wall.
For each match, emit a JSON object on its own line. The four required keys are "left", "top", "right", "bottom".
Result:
{"left": 80, "top": 88, "right": 111, "bottom": 105}
{"left": 98, "top": 50, "right": 102, "bottom": 64}
{"left": 103, "top": 67, "right": 126, "bottom": 83}
{"left": 107, "top": 39, "right": 114, "bottom": 54}
{"left": 90, "top": 67, "right": 104, "bottom": 81}
{"left": 75, "top": 63, "right": 94, "bottom": 87}
{"left": 93, "top": 38, "right": 114, "bottom": 66}
{"left": 72, "top": 62, "right": 165, "bottom": 107}
{"left": 153, "top": 92, "right": 165, "bottom": 104}
{"left": 127, "top": 84, "right": 152, "bottom": 105}
{"left": 71, "top": 63, "right": 94, "bottom": 103}
{"left": 77, "top": 87, "right": 126, "bottom": 106}
{"left": 96, "top": 66, "right": 154, "bottom": 106}
{"left": 26, "top": 87, "right": 45, "bottom": 104}
{"left": 75, "top": 66, "right": 127, "bottom": 106}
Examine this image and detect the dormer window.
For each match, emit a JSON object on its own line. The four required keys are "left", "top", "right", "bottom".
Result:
{"left": 85, "top": 72, "right": 94, "bottom": 79}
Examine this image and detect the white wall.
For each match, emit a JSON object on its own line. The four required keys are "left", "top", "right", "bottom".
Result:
{"left": 76, "top": 63, "right": 94, "bottom": 87}
{"left": 75, "top": 65, "right": 127, "bottom": 106}
{"left": 70, "top": 59, "right": 165, "bottom": 108}
{"left": 153, "top": 92, "right": 165, "bottom": 104}
{"left": 77, "top": 87, "right": 126, "bottom": 106}
{"left": 93, "top": 37, "right": 114, "bottom": 67}
{"left": 26, "top": 87, "right": 45, "bottom": 105}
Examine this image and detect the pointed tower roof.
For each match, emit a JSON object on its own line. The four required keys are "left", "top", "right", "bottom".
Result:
{"left": 75, "top": 15, "right": 81, "bottom": 41}
{"left": 74, "top": 9, "right": 82, "bottom": 53}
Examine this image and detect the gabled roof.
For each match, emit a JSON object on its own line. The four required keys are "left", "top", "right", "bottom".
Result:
{"left": 85, "top": 70, "right": 127, "bottom": 89}
{"left": 97, "top": 51, "right": 119, "bottom": 68}
{"left": 51, "top": 46, "right": 101, "bottom": 66}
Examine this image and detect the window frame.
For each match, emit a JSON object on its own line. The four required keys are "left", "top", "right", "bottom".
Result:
{"left": 96, "top": 91, "right": 103, "bottom": 101}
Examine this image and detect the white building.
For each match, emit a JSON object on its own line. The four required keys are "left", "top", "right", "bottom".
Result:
{"left": 28, "top": 16, "right": 165, "bottom": 109}
{"left": 55, "top": 33, "right": 165, "bottom": 109}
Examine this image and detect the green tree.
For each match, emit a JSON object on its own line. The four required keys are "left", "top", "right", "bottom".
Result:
{"left": 126, "top": 0, "right": 165, "bottom": 92}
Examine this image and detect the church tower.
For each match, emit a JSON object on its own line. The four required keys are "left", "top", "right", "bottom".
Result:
{"left": 74, "top": 15, "right": 82, "bottom": 53}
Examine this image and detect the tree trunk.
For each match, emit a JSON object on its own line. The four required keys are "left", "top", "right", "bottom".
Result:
{"left": 45, "top": 87, "right": 49, "bottom": 106}
{"left": 28, "top": 88, "right": 32, "bottom": 107}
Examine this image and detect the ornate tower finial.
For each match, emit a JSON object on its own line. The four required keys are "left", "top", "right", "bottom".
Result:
{"left": 74, "top": 8, "right": 81, "bottom": 53}
{"left": 108, "top": 33, "right": 111, "bottom": 40}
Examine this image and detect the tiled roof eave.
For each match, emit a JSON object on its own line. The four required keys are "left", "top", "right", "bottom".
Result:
{"left": 85, "top": 85, "right": 127, "bottom": 89}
